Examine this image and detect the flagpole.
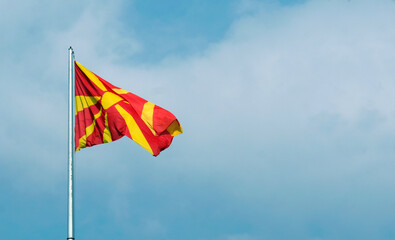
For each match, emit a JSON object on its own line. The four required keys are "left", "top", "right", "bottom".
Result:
{"left": 67, "top": 46, "right": 75, "bottom": 240}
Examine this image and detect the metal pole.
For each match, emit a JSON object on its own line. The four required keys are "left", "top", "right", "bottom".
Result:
{"left": 67, "top": 46, "right": 75, "bottom": 240}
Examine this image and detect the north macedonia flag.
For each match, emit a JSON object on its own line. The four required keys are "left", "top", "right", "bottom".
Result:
{"left": 74, "top": 62, "right": 182, "bottom": 156}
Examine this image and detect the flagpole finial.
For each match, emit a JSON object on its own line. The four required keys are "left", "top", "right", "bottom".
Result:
{"left": 69, "top": 46, "right": 74, "bottom": 55}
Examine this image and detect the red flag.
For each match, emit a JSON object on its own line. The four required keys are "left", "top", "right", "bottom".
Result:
{"left": 74, "top": 61, "right": 182, "bottom": 156}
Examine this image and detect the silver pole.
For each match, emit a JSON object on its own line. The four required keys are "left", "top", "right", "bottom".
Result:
{"left": 67, "top": 46, "right": 75, "bottom": 240}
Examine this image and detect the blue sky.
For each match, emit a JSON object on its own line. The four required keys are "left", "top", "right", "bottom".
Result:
{"left": 1, "top": 0, "right": 395, "bottom": 239}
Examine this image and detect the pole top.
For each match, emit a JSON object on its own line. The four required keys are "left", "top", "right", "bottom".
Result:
{"left": 69, "top": 46, "right": 74, "bottom": 56}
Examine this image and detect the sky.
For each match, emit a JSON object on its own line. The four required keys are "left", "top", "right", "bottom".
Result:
{"left": 1, "top": 0, "right": 395, "bottom": 239}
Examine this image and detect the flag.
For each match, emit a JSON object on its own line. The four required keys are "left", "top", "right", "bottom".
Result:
{"left": 74, "top": 61, "right": 182, "bottom": 156}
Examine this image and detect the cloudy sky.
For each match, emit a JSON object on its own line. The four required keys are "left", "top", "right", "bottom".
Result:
{"left": 1, "top": 0, "right": 395, "bottom": 239}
